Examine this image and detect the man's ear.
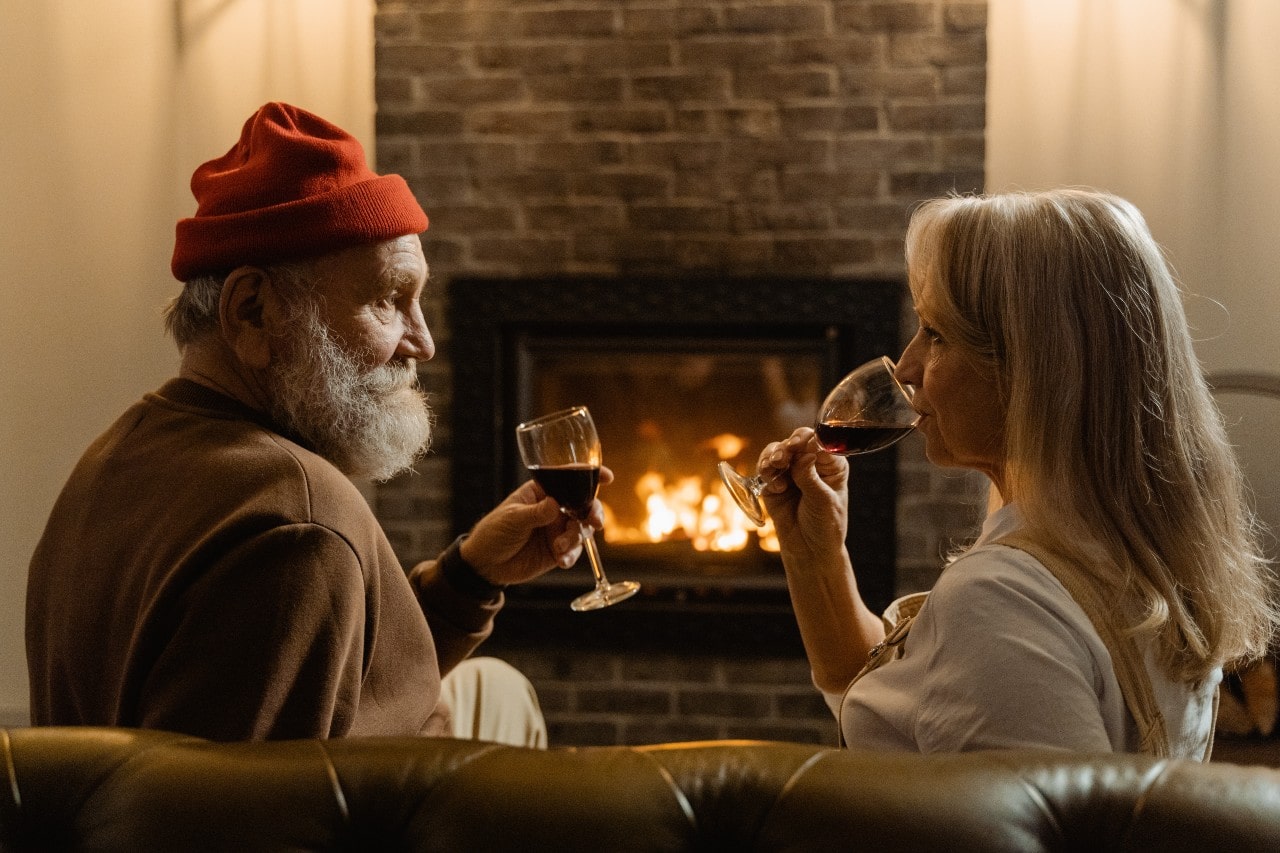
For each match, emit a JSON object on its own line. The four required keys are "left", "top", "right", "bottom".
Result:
{"left": 218, "top": 266, "right": 275, "bottom": 370}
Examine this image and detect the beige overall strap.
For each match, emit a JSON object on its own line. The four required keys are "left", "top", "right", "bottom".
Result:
{"left": 853, "top": 591, "right": 929, "bottom": 682}
{"left": 838, "top": 592, "right": 928, "bottom": 746}
{"left": 996, "top": 533, "right": 1170, "bottom": 758}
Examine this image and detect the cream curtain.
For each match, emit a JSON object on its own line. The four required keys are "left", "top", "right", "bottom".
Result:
{"left": 987, "top": 0, "right": 1280, "bottom": 376}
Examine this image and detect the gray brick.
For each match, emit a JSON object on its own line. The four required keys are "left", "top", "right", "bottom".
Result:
{"left": 889, "top": 32, "right": 986, "bottom": 67}
{"left": 888, "top": 101, "right": 985, "bottom": 133}
{"left": 623, "top": 721, "right": 723, "bottom": 744}
{"left": 630, "top": 202, "right": 731, "bottom": 232}
{"left": 546, "top": 720, "right": 620, "bottom": 747}
{"left": 735, "top": 68, "right": 837, "bottom": 100}
{"left": 678, "top": 689, "right": 773, "bottom": 717}
{"left": 527, "top": 75, "right": 626, "bottom": 104}
{"left": 727, "top": 3, "right": 831, "bottom": 34}
{"left": 572, "top": 107, "right": 672, "bottom": 134}
{"left": 679, "top": 37, "right": 782, "bottom": 68}
{"left": 621, "top": 653, "right": 720, "bottom": 682}
{"left": 476, "top": 42, "right": 580, "bottom": 73}
{"left": 632, "top": 71, "right": 730, "bottom": 103}
{"left": 577, "top": 687, "right": 673, "bottom": 715}
{"left": 946, "top": 3, "right": 988, "bottom": 33}
{"left": 838, "top": 2, "right": 937, "bottom": 34}
{"left": 526, "top": 202, "right": 628, "bottom": 231}
{"left": 724, "top": 721, "right": 837, "bottom": 744}
{"left": 519, "top": 8, "right": 618, "bottom": 38}
{"left": 625, "top": 7, "right": 721, "bottom": 38}
{"left": 721, "top": 657, "right": 814, "bottom": 685}
{"left": 375, "top": 43, "right": 467, "bottom": 75}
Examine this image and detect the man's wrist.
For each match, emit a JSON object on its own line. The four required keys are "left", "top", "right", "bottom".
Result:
{"left": 438, "top": 535, "right": 504, "bottom": 599}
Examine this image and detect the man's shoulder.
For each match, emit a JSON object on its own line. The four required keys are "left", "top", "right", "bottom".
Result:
{"left": 260, "top": 431, "right": 369, "bottom": 512}
{"left": 127, "top": 385, "right": 372, "bottom": 529}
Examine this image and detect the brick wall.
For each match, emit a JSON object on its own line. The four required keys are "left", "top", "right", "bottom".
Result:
{"left": 491, "top": 645, "right": 840, "bottom": 745}
{"left": 373, "top": 0, "right": 989, "bottom": 746}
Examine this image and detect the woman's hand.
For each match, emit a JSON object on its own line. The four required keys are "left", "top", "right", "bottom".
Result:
{"left": 460, "top": 467, "right": 614, "bottom": 586}
{"left": 758, "top": 428, "right": 883, "bottom": 694}
{"left": 758, "top": 427, "right": 850, "bottom": 563}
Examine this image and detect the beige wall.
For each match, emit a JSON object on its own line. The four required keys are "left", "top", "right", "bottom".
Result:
{"left": 0, "top": 0, "right": 374, "bottom": 724}
{"left": 3, "top": 0, "right": 1277, "bottom": 724}
{"left": 987, "top": 0, "right": 1280, "bottom": 573}
{"left": 988, "top": 0, "right": 1280, "bottom": 375}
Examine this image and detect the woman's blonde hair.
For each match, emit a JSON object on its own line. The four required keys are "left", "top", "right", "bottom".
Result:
{"left": 905, "top": 188, "right": 1278, "bottom": 682}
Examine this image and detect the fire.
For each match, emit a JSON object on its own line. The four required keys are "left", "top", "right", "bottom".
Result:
{"left": 704, "top": 433, "right": 750, "bottom": 461}
{"left": 602, "top": 467, "right": 778, "bottom": 553}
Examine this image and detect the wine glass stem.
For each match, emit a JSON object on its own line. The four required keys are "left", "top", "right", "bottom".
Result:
{"left": 581, "top": 526, "right": 608, "bottom": 588}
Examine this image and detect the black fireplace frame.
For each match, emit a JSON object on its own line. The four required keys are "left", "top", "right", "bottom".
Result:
{"left": 448, "top": 275, "right": 905, "bottom": 616}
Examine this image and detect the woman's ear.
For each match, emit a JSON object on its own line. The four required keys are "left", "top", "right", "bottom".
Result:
{"left": 218, "top": 266, "right": 274, "bottom": 370}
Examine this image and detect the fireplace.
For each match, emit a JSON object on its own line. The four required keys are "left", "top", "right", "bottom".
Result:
{"left": 376, "top": 0, "right": 987, "bottom": 745}
{"left": 449, "top": 274, "right": 904, "bottom": 618}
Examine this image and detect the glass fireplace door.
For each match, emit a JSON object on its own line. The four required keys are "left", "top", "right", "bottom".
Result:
{"left": 512, "top": 334, "right": 832, "bottom": 588}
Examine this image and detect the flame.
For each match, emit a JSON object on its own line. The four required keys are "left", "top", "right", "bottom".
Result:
{"left": 602, "top": 464, "right": 778, "bottom": 553}
{"left": 704, "top": 433, "right": 750, "bottom": 461}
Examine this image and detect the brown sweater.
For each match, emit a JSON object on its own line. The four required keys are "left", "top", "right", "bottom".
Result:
{"left": 26, "top": 378, "right": 501, "bottom": 741}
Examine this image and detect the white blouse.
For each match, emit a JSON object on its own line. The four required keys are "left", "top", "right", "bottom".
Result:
{"left": 825, "top": 503, "right": 1219, "bottom": 757}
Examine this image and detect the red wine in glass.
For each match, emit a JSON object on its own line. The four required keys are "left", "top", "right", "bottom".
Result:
{"left": 816, "top": 421, "right": 916, "bottom": 456}
{"left": 516, "top": 406, "right": 640, "bottom": 611}
{"left": 529, "top": 463, "right": 600, "bottom": 520}
{"left": 718, "top": 356, "right": 918, "bottom": 526}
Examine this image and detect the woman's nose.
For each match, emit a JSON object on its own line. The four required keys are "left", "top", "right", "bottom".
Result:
{"left": 895, "top": 335, "right": 924, "bottom": 386}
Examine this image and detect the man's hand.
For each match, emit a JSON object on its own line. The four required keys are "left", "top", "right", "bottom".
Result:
{"left": 459, "top": 468, "right": 614, "bottom": 586}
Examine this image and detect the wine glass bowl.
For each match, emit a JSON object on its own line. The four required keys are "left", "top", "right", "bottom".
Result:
{"left": 815, "top": 355, "right": 919, "bottom": 455}
{"left": 516, "top": 406, "right": 640, "bottom": 611}
{"left": 717, "top": 356, "right": 918, "bottom": 527}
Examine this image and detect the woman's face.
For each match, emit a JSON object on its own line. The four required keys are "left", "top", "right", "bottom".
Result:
{"left": 895, "top": 280, "right": 1007, "bottom": 490}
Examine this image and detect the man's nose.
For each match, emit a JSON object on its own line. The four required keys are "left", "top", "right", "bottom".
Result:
{"left": 399, "top": 302, "right": 435, "bottom": 361}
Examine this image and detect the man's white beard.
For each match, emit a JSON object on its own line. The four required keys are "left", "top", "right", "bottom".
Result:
{"left": 266, "top": 307, "right": 433, "bottom": 482}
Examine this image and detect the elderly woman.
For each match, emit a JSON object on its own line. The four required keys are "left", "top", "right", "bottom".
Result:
{"left": 759, "top": 189, "right": 1278, "bottom": 757}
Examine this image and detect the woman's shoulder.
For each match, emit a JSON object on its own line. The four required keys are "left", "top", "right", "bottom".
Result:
{"left": 926, "top": 540, "right": 1092, "bottom": 630}
{"left": 930, "top": 503, "right": 1090, "bottom": 608}
{"left": 914, "top": 540, "right": 1111, "bottom": 700}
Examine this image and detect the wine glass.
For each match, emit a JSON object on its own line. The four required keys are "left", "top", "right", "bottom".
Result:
{"left": 717, "top": 356, "right": 919, "bottom": 526}
{"left": 516, "top": 406, "right": 640, "bottom": 611}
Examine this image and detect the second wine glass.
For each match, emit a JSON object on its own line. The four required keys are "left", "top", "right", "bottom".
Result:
{"left": 717, "top": 355, "right": 919, "bottom": 526}
{"left": 516, "top": 405, "right": 640, "bottom": 611}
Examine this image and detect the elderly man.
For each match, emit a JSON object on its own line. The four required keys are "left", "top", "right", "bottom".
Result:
{"left": 26, "top": 102, "right": 591, "bottom": 743}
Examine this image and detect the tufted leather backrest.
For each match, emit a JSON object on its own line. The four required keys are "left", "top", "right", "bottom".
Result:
{"left": 3, "top": 726, "right": 1280, "bottom": 851}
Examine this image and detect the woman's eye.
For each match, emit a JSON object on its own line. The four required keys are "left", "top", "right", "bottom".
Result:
{"left": 920, "top": 324, "right": 942, "bottom": 344}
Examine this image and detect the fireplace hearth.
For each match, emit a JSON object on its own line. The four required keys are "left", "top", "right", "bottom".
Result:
{"left": 449, "top": 274, "right": 904, "bottom": 618}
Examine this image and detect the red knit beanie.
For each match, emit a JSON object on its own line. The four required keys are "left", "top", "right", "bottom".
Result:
{"left": 171, "top": 102, "right": 428, "bottom": 281}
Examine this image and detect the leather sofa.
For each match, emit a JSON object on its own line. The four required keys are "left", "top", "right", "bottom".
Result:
{"left": 4, "top": 726, "right": 1280, "bottom": 852}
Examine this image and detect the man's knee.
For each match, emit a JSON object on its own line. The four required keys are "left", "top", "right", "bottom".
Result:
{"left": 440, "top": 657, "right": 547, "bottom": 748}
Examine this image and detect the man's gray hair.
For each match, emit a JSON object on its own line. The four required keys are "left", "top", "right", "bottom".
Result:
{"left": 163, "top": 262, "right": 321, "bottom": 349}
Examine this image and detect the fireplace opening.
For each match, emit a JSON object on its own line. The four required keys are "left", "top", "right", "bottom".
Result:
{"left": 448, "top": 275, "right": 904, "bottom": 622}
{"left": 514, "top": 333, "right": 831, "bottom": 582}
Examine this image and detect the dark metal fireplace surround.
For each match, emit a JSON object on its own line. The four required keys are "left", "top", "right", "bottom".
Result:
{"left": 450, "top": 275, "right": 903, "bottom": 655}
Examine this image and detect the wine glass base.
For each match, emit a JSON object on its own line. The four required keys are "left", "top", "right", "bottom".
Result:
{"left": 716, "top": 461, "right": 768, "bottom": 527}
{"left": 570, "top": 580, "right": 641, "bottom": 612}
